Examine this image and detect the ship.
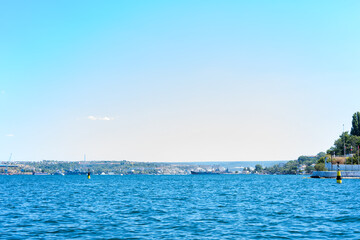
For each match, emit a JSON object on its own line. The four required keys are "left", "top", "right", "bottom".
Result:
{"left": 64, "top": 169, "right": 88, "bottom": 175}
{"left": 32, "top": 172, "right": 50, "bottom": 175}
{"left": 190, "top": 171, "right": 221, "bottom": 175}
{"left": 190, "top": 168, "right": 231, "bottom": 175}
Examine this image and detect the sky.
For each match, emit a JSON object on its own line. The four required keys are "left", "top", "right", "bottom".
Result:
{"left": 1, "top": 0, "right": 360, "bottom": 162}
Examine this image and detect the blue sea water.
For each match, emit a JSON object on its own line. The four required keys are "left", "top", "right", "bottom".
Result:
{"left": 1, "top": 175, "right": 360, "bottom": 239}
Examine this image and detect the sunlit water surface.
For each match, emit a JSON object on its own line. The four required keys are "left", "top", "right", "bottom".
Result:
{"left": 1, "top": 175, "right": 360, "bottom": 239}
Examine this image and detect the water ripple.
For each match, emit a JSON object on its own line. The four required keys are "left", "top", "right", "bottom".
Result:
{"left": 1, "top": 175, "right": 360, "bottom": 239}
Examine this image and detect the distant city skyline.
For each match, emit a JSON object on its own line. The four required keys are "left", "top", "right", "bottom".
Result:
{"left": 1, "top": 1, "right": 360, "bottom": 162}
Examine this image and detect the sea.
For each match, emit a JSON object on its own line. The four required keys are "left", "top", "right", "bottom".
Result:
{"left": 1, "top": 175, "right": 360, "bottom": 239}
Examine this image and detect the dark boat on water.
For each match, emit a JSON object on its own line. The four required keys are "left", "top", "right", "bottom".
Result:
{"left": 191, "top": 171, "right": 221, "bottom": 175}
{"left": 64, "top": 169, "right": 88, "bottom": 175}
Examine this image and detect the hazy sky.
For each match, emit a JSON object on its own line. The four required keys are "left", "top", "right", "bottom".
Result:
{"left": 1, "top": 1, "right": 360, "bottom": 162}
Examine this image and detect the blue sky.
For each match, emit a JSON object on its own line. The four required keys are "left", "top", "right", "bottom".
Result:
{"left": 1, "top": 0, "right": 360, "bottom": 162}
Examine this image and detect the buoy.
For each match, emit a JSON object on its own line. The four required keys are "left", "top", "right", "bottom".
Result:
{"left": 336, "top": 170, "right": 342, "bottom": 184}
{"left": 336, "top": 163, "right": 342, "bottom": 184}
{"left": 87, "top": 169, "right": 91, "bottom": 179}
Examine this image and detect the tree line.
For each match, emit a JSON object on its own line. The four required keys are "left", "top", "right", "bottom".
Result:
{"left": 253, "top": 111, "right": 360, "bottom": 174}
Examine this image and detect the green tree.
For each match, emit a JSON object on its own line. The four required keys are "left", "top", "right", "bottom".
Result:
{"left": 297, "top": 153, "right": 325, "bottom": 166}
{"left": 255, "top": 164, "right": 263, "bottom": 173}
{"left": 314, "top": 163, "right": 327, "bottom": 171}
{"left": 317, "top": 156, "right": 325, "bottom": 164}
{"left": 347, "top": 155, "right": 360, "bottom": 165}
{"left": 281, "top": 160, "right": 298, "bottom": 174}
{"left": 350, "top": 135, "right": 360, "bottom": 153}
{"left": 305, "top": 165, "right": 315, "bottom": 173}
{"left": 316, "top": 152, "right": 326, "bottom": 158}
{"left": 328, "top": 132, "right": 351, "bottom": 155}
{"left": 351, "top": 112, "right": 360, "bottom": 136}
